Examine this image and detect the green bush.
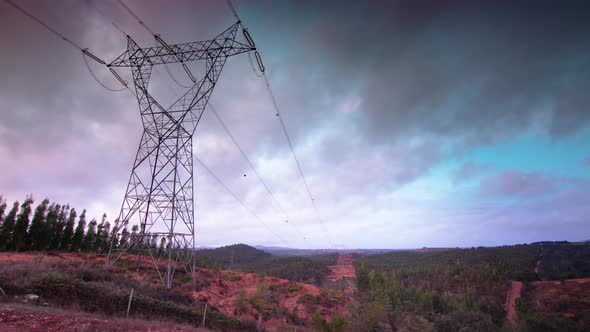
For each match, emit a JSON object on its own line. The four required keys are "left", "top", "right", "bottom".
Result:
{"left": 288, "top": 284, "right": 303, "bottom": 292}
{"left": 222, "top": 272, "right": 242, "bottom": 281}
{"left": 25, "top": 272, "right": 256, "bottom": 331}
{"left": 434, "top": 311, "right": 496, "bottom": 332}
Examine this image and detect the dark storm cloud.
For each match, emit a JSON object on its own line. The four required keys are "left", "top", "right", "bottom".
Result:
{"left": 1, "top": 0, "right": 589, "bottom": 247}
{"left": 247, "top": 0, "right": 590, "bottom": 146}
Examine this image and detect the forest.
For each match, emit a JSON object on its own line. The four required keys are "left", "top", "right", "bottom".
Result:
{"left": 352, "top": 244, "right": 590, "bottom": 331}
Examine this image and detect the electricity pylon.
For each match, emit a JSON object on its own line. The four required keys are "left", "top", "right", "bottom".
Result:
{"left": 106, "top": 22, "right": 256, "bottom": 288}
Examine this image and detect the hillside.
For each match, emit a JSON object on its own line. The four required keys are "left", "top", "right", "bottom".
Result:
{"left": 195, "top": 244, "right": 337, "bottom": 286}
{"left": 1, "top": 242, "right": 589, "bottom": 331}
{"left": 194, "top": 244, "right": 273, "bottom": 268}
{"left": 353, "top": 241, "right": 590, "bottom": 331}
{"left": 0, "top": 252, "right": 349, "bottom": 331}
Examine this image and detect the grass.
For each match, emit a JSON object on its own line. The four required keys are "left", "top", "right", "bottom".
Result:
{"left": 0, "top": 255, "right": 257, "bottom": 331}
{"left": 0, "top": 303, "right": 203, "bottom": 331}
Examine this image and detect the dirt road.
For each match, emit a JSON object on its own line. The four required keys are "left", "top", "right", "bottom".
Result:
{"left": 504, "top": 280, "right": 523, "bottom": 323}
{"left": 327, "top": 253, "right": 356, "bottom": 292}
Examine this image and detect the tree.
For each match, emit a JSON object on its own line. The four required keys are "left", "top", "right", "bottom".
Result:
{"left": 71, "top": 209, "right": 86, "bottom": 252}
{"left": 130, "top": 225, "right": 139, "bottom": 253}
{"left": 28, "top": 199, "right": 50, "bottom": 250}
{"left": 95, "top": 213, "right": 110, "bottom": 253}
{"left": 83, "top": 218, "right": 97, "bottom": 251}
{"left": 158, "top": 236, "right": 166, "bottom": 256}
{"left": 14, "top": 196, "right": 34, "bottom": 252}
{"left": 109, "top": 218, "right": 120, "bottom": 250}
{"left": 0, "top": 196, "right": 7, "bottom": 226}
{"left": 0, "top": 201, "right": 19, "bottom": 250}
{"left": 356, "top": 261, "right": 370, "bottom": 292}
{"left": 49, "top": 204, "right": 67, "bottom": 250}
{"left": 61, "top": 208, "right": 77, "bottom": 251}
{"left": 119, "top": 227, "right": 129, "bottom": 248}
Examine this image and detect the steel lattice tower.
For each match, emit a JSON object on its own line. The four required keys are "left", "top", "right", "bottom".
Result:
{"left": 107, "top": 22, "right": 255, "bottom": 288}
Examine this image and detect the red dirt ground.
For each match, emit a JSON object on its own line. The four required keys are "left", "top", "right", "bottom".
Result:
{"left": 528, "top": 278, "right": 590, "bottom": 320}
{"left": 326, "top": 254, "right": 356, "bottom": 283}
{"left": 505, "top": 278, "right": 590, "bottom": 323}
{"left": 0, "top": 252, "right": 351, "bottom": 330}
{"left": 504, "top": 280, "right": 523, "bottom": 323}
{"left": 192, "top": 268, "right": 351, "bottom": 327}
{"left": 0, "top": 304, "right": 202, "bottom": 332}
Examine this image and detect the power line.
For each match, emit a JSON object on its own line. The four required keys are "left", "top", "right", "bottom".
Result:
{"left": 82, "top": 53, "right": 127, "bottom": 92}
{"left": 164, "top": 64, "right": 193, "bottom": 89}
{"left": 225, "top": 0, "right": 240, "bottom": 21}
{"left": 87, "top": 0, "right": 127, "bottom": 37}
{"left": 116, "top": 0, "right": 156, "bottom": 36}
{"left": 3, "top": 0, "right": 132, "bottom": 95}
{"left": 208, "top": 103, "right": 309, "bottom": 241}
{"left": 262, "top": 72, "right": 336, "bottom": 247}
{"left": 3, "top": 0, "right": 84, "bottom": 51}
{"left": 223, "top": 0, "right": 336, "bottom": 248}
{"left": 195, "top": 156, "right": 288, "bottom": 246}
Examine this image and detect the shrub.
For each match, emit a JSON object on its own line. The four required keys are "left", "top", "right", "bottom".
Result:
{"left": 235, "top": 290, "right": 248, "bottom": 314}
{"left": 288, "top": 284, "right": 303, "bottom": 293}
{"left": 311, "top": 311, "right": 328, "bottom": 331}
{"left": 434, "top": 311, "right": 495, "bottom": 332}
{"left": 222, "top": 272, "right": 242, "bottom": 281}
{"left": 329, "top": 314, "right": 348, "bottom": 332}
{"left": 297, "top": 294, "right": 319, "bottom": 311}
{"left": 25, "top": 272, "right": 256, "bottom": 331}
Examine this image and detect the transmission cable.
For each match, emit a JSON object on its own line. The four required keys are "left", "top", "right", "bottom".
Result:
{"left": 195, "top": 156, "right": 288, "bottom": 246}
{"left": 164, "top": 64, "right": 193, "bottom": 89}
{"left": 225, "top": 0, "right": 240, "bottom": 21}
{"left": 224, "top": 0, "right": 336, "bottom": 247}
{"left": 247, "top": 52, "right": 263, "bottom": 78}
{"left": 3, "top": 0, "right": 84, "bottom": 51}
{"left": 208, "top": 103, "right": 309, "bottom": 241}
{"left": 116, "top": 0, "right": 156, "bottom": 36}
{"left": 3, "top": 0, "right": 132, "bottom": 95}
{"left": 82, "top": 53, "right": 127, "bottom": 92}
{"left": 87, "top": 0, "right": 127, "bottom": 37}
{"left": 262, "top": 73, "right": 336, "bottom": 247}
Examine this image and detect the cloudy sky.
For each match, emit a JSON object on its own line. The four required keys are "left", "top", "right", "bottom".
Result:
{"left": 0, "top": 0, "right": 588, "bottom": 249}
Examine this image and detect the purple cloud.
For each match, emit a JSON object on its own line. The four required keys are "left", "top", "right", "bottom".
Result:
{"left": 480, "top": 171, "right": 557, "bottom": 198}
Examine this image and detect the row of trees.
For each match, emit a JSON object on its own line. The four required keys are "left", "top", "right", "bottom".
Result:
{"left": 0, "top": 195, "right": 168, "bottom": 254}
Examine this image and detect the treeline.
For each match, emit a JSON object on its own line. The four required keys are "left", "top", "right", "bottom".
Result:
{"left": 351, "top": 264, "right": 499, "bottom": 331}
{"left": 241, "top": 256, "right": 333, "bottom": 285}
{"left": 0, "top": 195, "right": 169, "bottom": 255}
{"left": 348, "top": 246, "right": 547, "bottom": 331}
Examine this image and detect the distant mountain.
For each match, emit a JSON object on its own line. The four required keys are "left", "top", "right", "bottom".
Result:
{"left": 254, "top": 245, "right": 395, "bottom": 256}
{"left": 254, "top": 245, "right": 339, "bottom": 256}
{"left": 195, "top": 243, "right": 272, "bottom": 267}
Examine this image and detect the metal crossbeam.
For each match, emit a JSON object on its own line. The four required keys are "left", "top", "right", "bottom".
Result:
{"left": 109, "top": 23, "right": 252, "bottom": 67}
{"left": 107, "top": 21, "right": 255, "bottom": 288}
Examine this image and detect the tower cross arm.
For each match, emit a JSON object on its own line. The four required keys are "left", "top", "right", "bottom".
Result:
{"left": 108, "top": 23, "right": 254, "bottom": 67}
